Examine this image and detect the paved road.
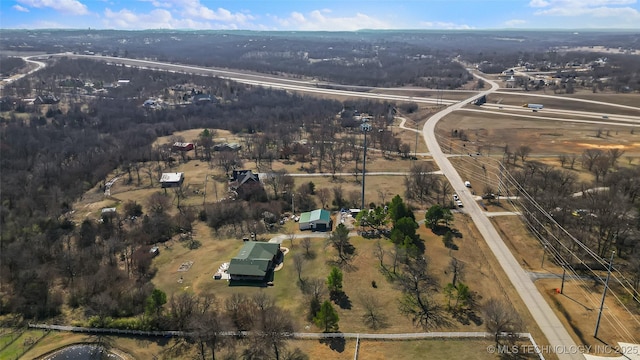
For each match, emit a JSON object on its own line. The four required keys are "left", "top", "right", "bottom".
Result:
{"left": 28, "top": 323, "right": 532, "bottom": 340}
{"left": 423, "top": 70, "right": 584, "bottom": 360}
{"left": 52, "top": 53, "right": 458, "bottom": 107}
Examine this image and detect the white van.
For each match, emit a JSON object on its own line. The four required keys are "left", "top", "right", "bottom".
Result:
{"left": 464, "top": 181, "right": 472, "bottom": 188}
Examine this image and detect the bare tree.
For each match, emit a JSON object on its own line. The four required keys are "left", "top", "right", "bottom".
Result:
{"left": 397, "top": 256, "right": 447, "bottom": 330}
{"left": 301, "top": 237, "right": 313, "bottom": 259}
{"left": 592, "top": 155, "right": 611, "bottom": 183}
{"left": 515, "top": 145, "right": 532, "bottom": 163}
{"left": 582, "top": 149, "right": 603, "bottom": 172}
{"left": 359, "top": 294, "right": 388, "bottom": 329}
{"left": 558, "top": 154, "right": 567, "bottom": 168}
{"left": 293, "top": 253, "right": 306, "bottom": 283}
{"left": 608, "top": 148, "right": 625, "bottom": 168}
{"left": 316, "top": 188, "right": 331, "bottom": 209}
{"left": 225, "top": 293, "right": 255, "bottom": 331}
{"left": 483, "top": 298, "right": 523, "bottom": 345}
{"left": 326, "top": 140, "right": 346, "bottom": 179}
{"left": 373, "top": 240, "right": 385, "bottom": 269}
{"left": 189, "top": 295, "right": 230, "bottom": 360}
{"left": 264, "top": 170, "right": 292, "bottom": 200}
{"left": 447, "top": 258, "right": 465, "bottom": 287}
{"left": 147, "top": 191, "right": 171, "bottom": 214}
{"left": 404, "top": 162, "right": 438, "bottom": 204}
{"left": 568, "top": 153, "right": 578, "bottom": 169}
{"left": 217, "top": 151, "right": 242, "bottom": 176}
{"left": 377, "top": 189, "right": 391, "bottom": 205}
{"left": 248, "top": 293, "right": 295, "bottom": 360}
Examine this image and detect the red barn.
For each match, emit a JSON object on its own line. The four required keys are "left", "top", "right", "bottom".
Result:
{"left": 172, "top": 142, "right": 194, "bottom": 152}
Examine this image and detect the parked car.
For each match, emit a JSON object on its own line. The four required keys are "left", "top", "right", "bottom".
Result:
{"left": 464, "top": 181, "right": 472, "bottom": 188}
{"left": 456, "top": 200, "right": 464, "bottom": 208}
{"left": 453, "top": 194, "right": 459, "bottom": 201}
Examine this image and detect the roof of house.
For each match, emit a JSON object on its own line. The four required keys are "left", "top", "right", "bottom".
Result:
{"left": 228, "top": 241, "right": 280, "bottom": 277}
{"left": 230, "top": 170, "right": 259, "bottom": 188}
{"left": 299, "top": 209, "right": 331, "bottom": 224}
{"left": 160, "top": 172, "right": 184, "bottom": 183}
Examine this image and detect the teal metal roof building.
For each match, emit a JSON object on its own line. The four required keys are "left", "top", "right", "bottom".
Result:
{"left": 298, "top": 209, "right": 333, "bottom": 231}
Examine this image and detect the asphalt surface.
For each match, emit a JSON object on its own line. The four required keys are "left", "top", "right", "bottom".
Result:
{"left": 423, "top": 71, "right": 584, "bottom": 360}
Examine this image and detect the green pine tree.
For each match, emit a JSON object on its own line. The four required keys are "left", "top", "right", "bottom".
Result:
{"left": 314, "top": 300, "right": 340, "bottom": 332}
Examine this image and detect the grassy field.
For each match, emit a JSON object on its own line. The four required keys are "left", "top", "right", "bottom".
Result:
{"left": 57, "top": 92, "right": 640, "bottom": 358}
{"left": 0, "top": 329, "right": 48, "bottom": 360}
{"left": 17, "top": 332, "right": 517, "bottom": 360}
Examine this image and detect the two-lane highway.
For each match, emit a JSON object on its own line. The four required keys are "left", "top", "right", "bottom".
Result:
{"left": 423, "top": 72, "right": 584, "bottom": 360}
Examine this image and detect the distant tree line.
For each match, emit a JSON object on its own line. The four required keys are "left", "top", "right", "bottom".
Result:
{"left": 0, "top": 56, "right": 26, "bottom": 77}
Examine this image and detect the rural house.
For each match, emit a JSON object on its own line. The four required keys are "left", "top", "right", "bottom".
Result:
{"left": 160, "top": 172, "right": 184, "bottom": 188}
{"left": 227, "top": 241, "right": 282, "bottom": 282}
{"left": 229, "top": 170, "right": 265, "bottom": 201}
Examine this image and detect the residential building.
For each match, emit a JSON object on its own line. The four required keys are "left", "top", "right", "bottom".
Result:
{"left": 160, "top": 172, "right": 184, "bottom": 188}
{"left": 228, "top": 241, "right": 282, "bottom": 282}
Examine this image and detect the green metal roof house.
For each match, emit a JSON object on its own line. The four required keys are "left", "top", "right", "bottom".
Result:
{"left": 228, "top": 241, "right": 281, "bottom": 282}
{"left": 298, "top": 209, "right": 333, "bottom": 232}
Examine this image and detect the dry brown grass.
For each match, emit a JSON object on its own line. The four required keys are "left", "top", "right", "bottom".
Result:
{"left": 492, "top": 92, "right": 640, "bottom": 114}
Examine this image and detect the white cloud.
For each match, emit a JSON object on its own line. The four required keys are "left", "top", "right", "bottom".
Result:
{"left": 159, "top": 0, "right": 254, "bottom": 24}
{"left": 17, "top": 0, "right": 89, "bottom": 15}
{"left": 530, "top": 0, "right": 638, "bottom": 14}
{"left": 13, "top": 5, "right": 30, "bottom": 12}
{"left": 104, "top": 8, "right": 220, "bottom": 29}
{"left": 102, "top": 0, "right": 261, "bottom": 30}
{"left": 505, "top": 19, "right": 527, "bottom": 26}
{"left": 272, "top": 9, "right": 390, "bottom": 31}
{"left": 529, "top": 0, "right": 550, "bottom": 7}
{"left": 139, "top": 0, "right": 175, "bottom": 8}
{"left": 528, "top": 0, "right": 640, "bottom": 26}
{"left": 420, "top": 21, "right": 473, "bottom": 30}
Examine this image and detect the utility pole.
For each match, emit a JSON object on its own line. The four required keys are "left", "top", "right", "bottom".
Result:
{"left": 560, "top": 261, "right": 567, "bottom": 294}
{"left": 594, "top": 250, "right": 615, "bottom": 338}
{"left": 414, "top": 121, "right": 419, "bottom": 163}
{"left": 360, "top": 122, "right": 372, "bottom": 210}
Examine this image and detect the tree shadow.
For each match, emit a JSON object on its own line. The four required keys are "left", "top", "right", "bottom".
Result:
{"left": 431, "top": 226, "right": 462, "bottom": 238}
{"left": 453, "top": 309, "right": 483, "bottom": 326}
{"left": 330, "top": 291, "right": 352, "bottom": 310}
{"left": 319, "top": 335, "right": 346, "bottom": 353}
{"left": 325, "top": 259, "right": 358, "bottom": 273}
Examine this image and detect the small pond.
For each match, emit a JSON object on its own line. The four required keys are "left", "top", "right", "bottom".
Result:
{"left": 44, "top": 345, "right": 123, "bottom": 360}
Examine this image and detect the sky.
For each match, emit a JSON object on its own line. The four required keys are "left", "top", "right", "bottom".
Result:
{"left": 1, "top": 0, "right": 640, "bottom": 31}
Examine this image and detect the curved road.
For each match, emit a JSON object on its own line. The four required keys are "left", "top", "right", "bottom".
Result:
{"left": 423, "top": 71, "right": 584, "bottom": 360}
{"left": 18, "top": 53, "right": 634, "bottom": 359}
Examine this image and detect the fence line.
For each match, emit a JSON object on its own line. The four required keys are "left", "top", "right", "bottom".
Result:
{"left": 28, "top": 324, "right": 534, "bottom": 341}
